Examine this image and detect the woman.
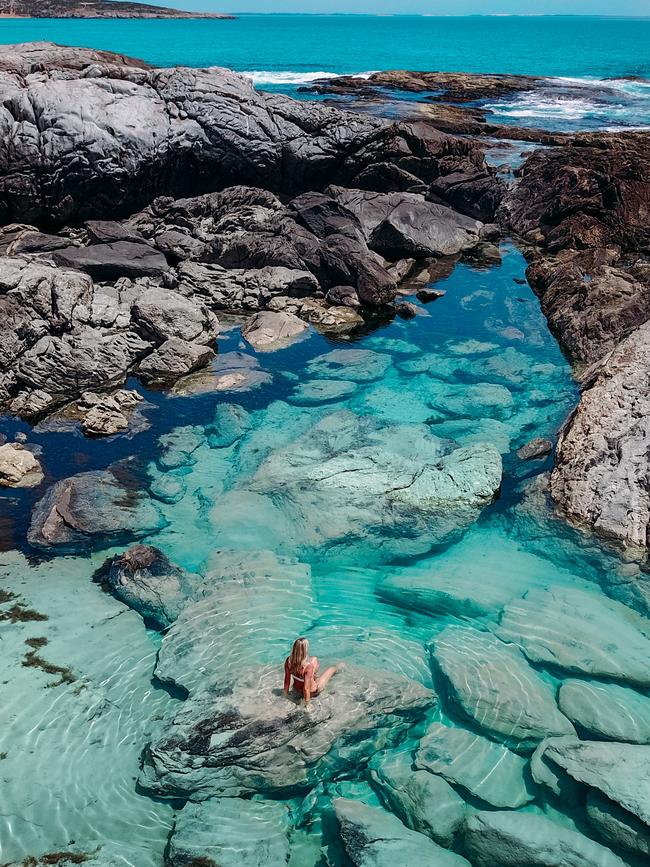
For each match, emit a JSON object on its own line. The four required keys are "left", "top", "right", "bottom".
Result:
{"left": 283, "top": 637, "right": 342, "bottom": 704}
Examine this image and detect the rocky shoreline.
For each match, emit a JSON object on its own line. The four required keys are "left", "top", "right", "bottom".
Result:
{"left": 0, "top": 1, "right": 235, "bottom": 18}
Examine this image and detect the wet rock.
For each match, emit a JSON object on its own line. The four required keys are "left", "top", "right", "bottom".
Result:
{"left": 148, "top": 472, "right": 187, "bottom": 505}
{"left": 138, "top": 339, "right": 215, "bottom": 385}
{"left": 157, "top": 425, "right": 205, "bottom": 470}
{"left": 328, "top": 187, "right": 483, "bottom": 258}
{"left": 53, "top": 241, "right": 169, "bottom": 281}
{"left": 306, "top": 348, "right": 391, "bottom": 382}
{"left": 498, "top": 585, "right": 650, "bottom": 686}
{"left": 140, "top": 664, "right": 435, "bottom": 799}
{"left": 463, "top": 810, "right": 626, "bottom": 867}
{"left": 241, "top": 310, "right": 309, "bottom": 351}
{"left": 28, "top": 469, "right": 166, "bottom": 551}
{"left": 550, "top": 321, "right": 650, "bottom": 555}
{"left": 432, "top": 626, "right": 575, "bottom": 750}
{"left": 417, "top": 287, "right": 446, "bottom": 302}
{"left": 166, "top": 798, "right": 290, "bottom": 867}
{"left": 517, "top": 437, "right": 553, "bottom": 461}
{"left": 416, "top": 723, "right": 535, "bottom": 808}
{"left": 0, "top": 442, "right": 43, "bottom": 488}
{"left": 333, "top": 799, "right": 470, "bottom": 867}
{"left": 172, "top": 351, "right": 272, "bottom": 396}
{"left": 369, "top": 751, "right": 466, "bottom": 847}
{"left": 533, "top": 738, "right": 650, "bottom": 856}
{"left": 205, "top": 404, "right": 251, "bottom": 448}
{"left": 396, "top": 301, "right": 419, "bottom": 319}
{"left": 558, "top": 680, "right": 650, "bottom": 744}
{"left": 106, "top": 544, "right": 201, "bottom": 630}
{"left": 586, "top": 790, "right": 650, "bottom": 859}
{"left": 131, "top": 287, "right": 219, "bottom": 345}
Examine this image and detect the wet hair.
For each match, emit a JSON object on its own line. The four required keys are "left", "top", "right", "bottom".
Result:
{"left": 289, "top": 637, "right": 309, "bottom": 674}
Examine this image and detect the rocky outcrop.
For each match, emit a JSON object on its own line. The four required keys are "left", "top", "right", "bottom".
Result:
{"left": 139, "top": 664, "right": 435, "bottom": 799}
{"left": 28, "top": 468, "right": 166, "bottom": 551}
{"left": 241, "top": 310, "right": 309, "bottom": 351}
{"left": 0, "top": 2, "right": 235, "bottom": 18}
{"left": 0, "top": 46, "right": 484, "bottom": 226}
{"left": 550, "top": 322, "right": 650, "bottom": 553}
{"left": 333, "top": 799, "right": 471, "bottom": 867}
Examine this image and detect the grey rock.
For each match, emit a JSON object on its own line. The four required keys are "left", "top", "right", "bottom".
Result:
{"left": 53, "top": 241, "right": 169, "bottom": 281}
{"left": 241, "top": 310, "right": 309, "bottom": 351}
{"left": 28, "top": 469, "right": 166, "bottom": 551}
{"left": 172, "top": 351, "right": 271, "bottom": 396}
{"left": 106, "top": 544, "right": 201, "bottom": 630}
{"left": 137, "top": 339, "right": 215, "bottom": 385}
{"left": 432, "top": 626, "right": 575, "bottom": 750}
{"left": 333, "top": 799, "right": 471, "bottom": 867}
{"left": 77, "top": 389, "right": 143, "bottom": 437}
{"left": 157, "top": 425, "right": 205, "bottom": 470}
{"left": 325, "top": 284, "right": 361, "bottom": 308}
{"left": 550, "top": 320, "right": 650, "bottom": 555}
{"left": 369, "top": 751, "right": 466, "bottom": 847}
{"left": 0, "top": 442, "right": 43, "bottom": 488}
{"left": 416, "top": 723, "right": 535, "bottom": 808}
{"left": 497, "top": 585, "right": 650, "bottom": 686}
{"left": 288, "top": 379, "right": 358, "bottom": 406}
{"left": 558, "top": 680, "right": 650, "bottom": 744}
{"left": 166, "top": 798, "right": 290, "bottom": 867}
{"left": 463, "top": 810, "right": 626, "bottom": 867}
{"left": 306, "top": 348, "right": 391, "bottom": 382}
{"left": 328, "top": 187, "right": 482, "bottom": 258}
{"left": 140, "top": 664, "right": 435, "bottom": 798}
{"left": 85, "top": 220, "right": 146, "bottom": 244}
{"left": 131, "top": 286, "right": 219, "bottom": 344}
{"left": 517, "top": 437, "right": 553, "bottom": 461}
{"left": 268, "top": 296, "right": 364, "bottom": 333}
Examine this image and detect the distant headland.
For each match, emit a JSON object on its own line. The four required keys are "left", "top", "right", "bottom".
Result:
{"left": 0, "top": 1, "right": 235, "bottom": 19}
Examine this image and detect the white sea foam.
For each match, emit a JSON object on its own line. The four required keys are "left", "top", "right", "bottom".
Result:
{"left": 240, "top": 69, "right": 376, "bottom": 85}
{"left": 486, "top": 96, "right": 598, "bottom": 121}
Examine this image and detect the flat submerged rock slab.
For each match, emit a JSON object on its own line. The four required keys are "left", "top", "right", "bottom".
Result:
{"left": 463, "top": 810, "right": 626, "bottom": 867}
{"left": 558, "top": 679, "right": 650, "bottom": 744}
{"left": 432, "top": 626, "right": 575, "bottom": 750}
{"left": 416, "top": 723, "right": 535, "bottom": 809}
{"left": 167, "top": 798, "right": 290, "bottom": 867}
{"left": 140, "top": 664, "right": 435, "bottom": 799}
{"left": 306, "top": 348, "right": 391, "bottom": 382}
{"left": 497, "top": 585, "right": 650, "bottom": 686}
{"left": 333, "top": 799, "right": 471, "bottom": 867}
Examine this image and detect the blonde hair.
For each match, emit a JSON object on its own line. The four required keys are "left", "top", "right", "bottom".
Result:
{"left": 289, "top": 637, "right": 309, "bottom": 674}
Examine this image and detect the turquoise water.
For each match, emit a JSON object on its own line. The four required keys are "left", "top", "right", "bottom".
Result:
{"left": 1, "top": 14, "right": 650, "bottom": 867}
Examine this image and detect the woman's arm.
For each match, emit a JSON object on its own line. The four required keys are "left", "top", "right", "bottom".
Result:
{"left": 303, "top": 662, "right": 314, "bottom": 704}
{"left": 283, "top": 658, "right": 291, "bottom": 696}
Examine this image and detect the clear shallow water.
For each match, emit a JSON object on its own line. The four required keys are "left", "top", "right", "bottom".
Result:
{"left": 1, "top": 15, "right": 650, "bottom": 131}
{"left": 2, "top": 247, "right": 649, "bottom": 865}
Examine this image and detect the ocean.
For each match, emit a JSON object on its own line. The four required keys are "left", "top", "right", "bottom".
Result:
{"left": 0, "top": 14, "right": 649, "bottom": 867}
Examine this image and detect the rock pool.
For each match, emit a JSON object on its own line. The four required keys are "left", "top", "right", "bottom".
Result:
{"left": 1, "top": 244, "right": 649, "bottom": 866}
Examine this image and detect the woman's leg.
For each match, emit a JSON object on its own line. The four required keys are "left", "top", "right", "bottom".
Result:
{"left": 314, "top": 664, "right": 342, "bottom": 693}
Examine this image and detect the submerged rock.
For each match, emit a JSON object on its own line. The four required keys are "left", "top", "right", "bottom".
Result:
{"left": 140, "top": 664, "right": 435, "bottom": 799}
{"left": 369, "top": 751, "right": 466, "bottom": 848}
{"left": 0, "top": 442, "right": 43, "bottom": 488}
{"left": 432, "top": 626, "right": 575, "bottom": 750}
{"left": 558, "top": 680, "right": 650, "bottom": 744}
{"left": 333, "top": 799, "right": 470, "bottom": 867}
{"left": 106, "top": 544, "right": 202, "bottom": 630}
{"left": 497, "top": 585, "right": 650, "bottom": 686}
{"left": 416, "top": 723, "right": 535, "bottom": 808}
{"left": 517, "top": 437, "right": 553, "bottom": 461}
{"left": 288, "top": 379, "right": 358, "bottom": 406}
{"left": 166, "top": 798, "right": 290, "bottom": 867}
{"left": 462, "top": 810, "right": 626, "bottom": 867}
{"left": 205, "top": 403, "right": 252, "bottom": 448}
{"left": 306, "top": 348, "right": 391, "bottom": 382}
{"left": 28, "top": 469, "right": 166, "bottom": 551}
{"left": 586, "top": 789, "right": 650, "bottom": 859}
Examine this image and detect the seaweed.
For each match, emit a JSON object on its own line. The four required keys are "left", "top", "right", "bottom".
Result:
{"left": 0, "top": 604, "right": 48, "bottom": 624}
{"left": 22, "top": 643, "right": 76, "bottom": 687}
{"left": 0, "top": 588, "right": 16, "bottom": 604}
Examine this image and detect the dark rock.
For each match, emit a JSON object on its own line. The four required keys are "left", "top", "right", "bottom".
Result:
{"left": 28, "top": 469, "right": 166, "bottom": 551}
{"left": 517, "top": 437, "right": 553, "bottom": 461}
{"left": 396, "top": 301, "right": 419, "bottom": 319}
{"left": 0, "top": 3, "right": 235, "bottom": 20}
{"left": 417, "top": 287, "right": 446, "bottom": 302}
{"left": 131, "top": 287, "right": 219, "bottom": 345}
{"left": 85, "top": 220, "right": 146, "bottom": 244}
{"left": 325, "top": 285, "right": 361, "bottom": 308}
{"left": 53, "top": 241, "right": 169, "bottom": 282}
{"left": 9, "top": 231, "right": 72, "bottom": 254}
{"left": 106, "top": 544, "right": 201, "bottom": 629}
{"left": 290, "top": 191, "right": 365, "bottom": 241}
